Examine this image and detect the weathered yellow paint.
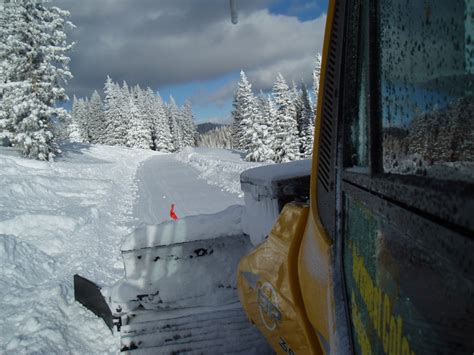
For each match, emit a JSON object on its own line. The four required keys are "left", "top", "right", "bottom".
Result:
{"left": 297, "top": 0, "right": 337, "bottom": 353}
{"left": 351, "top": 244, "right": 415, "bottom": 355}
{"left": 237, "top": 203, "right": 322, "bottom": 354}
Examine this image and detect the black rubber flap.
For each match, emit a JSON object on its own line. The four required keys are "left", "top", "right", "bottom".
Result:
{"left": 73, "top": 274, "right": 114, "bottom": 331}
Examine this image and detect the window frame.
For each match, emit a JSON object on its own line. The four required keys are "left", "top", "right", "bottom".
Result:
{"left": 340, "top": 0, "right": 474, "bottom": 235}
{"left": 337, "top": 2, "right": 474, "bottom": 352}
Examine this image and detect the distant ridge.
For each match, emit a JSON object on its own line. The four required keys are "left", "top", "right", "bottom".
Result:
{"left": 196, "top": 122, "right": 227, "bottom": 134}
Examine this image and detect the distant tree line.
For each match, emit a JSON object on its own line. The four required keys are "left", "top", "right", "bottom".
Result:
{"left": 197, "top": 126, "right": 233, "bottom": 149}
{"left": 232, "top": 54, "right": 321, "bottom": 163}
{"left": 70, "top": 76, "right": 197, "bottom": 152}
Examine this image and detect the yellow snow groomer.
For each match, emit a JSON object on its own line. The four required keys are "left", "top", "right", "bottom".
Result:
{"left": 237, "top": 0, "right": 474, "bottom": 354}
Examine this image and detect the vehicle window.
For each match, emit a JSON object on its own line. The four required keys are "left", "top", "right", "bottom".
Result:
{"left": 380, "top": 0, "right": 474, "bottom": 181}
{"left": 345, "top": 1, "right": 370, "bottom": 170}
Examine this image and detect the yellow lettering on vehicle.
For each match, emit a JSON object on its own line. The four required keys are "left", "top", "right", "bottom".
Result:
{"left": 351, "top": 292, "right": 372, "bottom": 355}
{"left": 351, "top": 246, "right": 415, "bottom": 355}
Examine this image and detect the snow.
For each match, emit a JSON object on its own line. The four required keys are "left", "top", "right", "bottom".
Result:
{"left": 123, "top": 205, "right": 244, "bottom": 250}
{"left": 175, "top": 147, "right": 270, "bottom": 196}
{"left": 241, "top": 159, "right": 311, "bottom": 245}
{"left": 0, "top": 143, "right": 158, "bottom": 354}
{"left": 0, "top": 143, "right": 268, "bottom": 353}
{"left": 133, "top": 153, "right": 243, "bottom": 225}
{"left": 241, "top": 158, "right": 311, "bottom": 191}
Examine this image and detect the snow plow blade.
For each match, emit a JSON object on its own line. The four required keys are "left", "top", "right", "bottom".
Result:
{"left": 73, "top": 274, "right": 115, "bottom": 331}
{"left": 74, "top": 205, "right": 272, "bottom": 353}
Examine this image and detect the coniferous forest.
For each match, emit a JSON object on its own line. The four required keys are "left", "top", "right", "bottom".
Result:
{"left": 0, "top": 0, "right": 320, "bottom": 162}
{"left": 69, "top": 77, "right": 197, "bottom": 152}
{"left": 229, "top": 54, "right": 321, "bottom": 163}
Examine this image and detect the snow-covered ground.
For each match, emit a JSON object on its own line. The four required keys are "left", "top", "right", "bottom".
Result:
{"left": 0, "top": 144, "right": 266, "bottom": 354}
{"left": 175, "top": 147, "right": 271, "bottom": 197}
{"left": 134, "top": 151, "right": 243, "bottom": 225}
{"left": 0, "top": 143, "right": 158, "bottom": 354}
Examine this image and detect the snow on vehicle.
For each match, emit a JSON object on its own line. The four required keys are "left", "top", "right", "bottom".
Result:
{"left": 75, "top": 0, "right": 473, "bottom": 353}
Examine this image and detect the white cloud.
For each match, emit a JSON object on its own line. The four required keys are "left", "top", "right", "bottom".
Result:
{"left": 52, "top": 0, "right": 326, "bottom": 101}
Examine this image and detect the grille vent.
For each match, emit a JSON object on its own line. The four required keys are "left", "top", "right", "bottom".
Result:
{"left": 316, "top": 0, "right": 345, "bottom": 240}
{"left": 318, "top": 2, "right": 341, "bottom": 192}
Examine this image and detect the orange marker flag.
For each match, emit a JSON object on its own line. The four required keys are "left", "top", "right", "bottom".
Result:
{"left": 170, "top": 203, "right": 178, "bottom": 220}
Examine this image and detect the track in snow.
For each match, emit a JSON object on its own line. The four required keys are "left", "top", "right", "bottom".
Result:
{"left": 134, "top": 154, "right": 243, "bottom": 225}
{"left": 124, "top": 153, "right": 272, "bottom": 353}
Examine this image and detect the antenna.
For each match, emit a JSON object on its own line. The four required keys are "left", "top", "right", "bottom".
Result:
{"left": 229, "top": 0, "right": 238, "bottom": 24}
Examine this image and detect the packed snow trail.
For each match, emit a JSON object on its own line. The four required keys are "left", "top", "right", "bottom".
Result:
{"left": 134, "top": 154, "right": 243, "bottom": 225}
{"left": 117, "top": 149, "right": 271, "bottom": 354}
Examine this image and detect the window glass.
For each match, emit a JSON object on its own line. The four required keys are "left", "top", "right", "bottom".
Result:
{"left": 346, "top": 2, "right": 370, "bottom": 170}
{"left": 380, "top": 0, "right": 474, "bottom": 181}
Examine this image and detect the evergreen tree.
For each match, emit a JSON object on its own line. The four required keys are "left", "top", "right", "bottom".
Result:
{"left": 153, "top": 92, "right": 172, "bottom": 152}
{"left": 88, "top": 90, "right": 105, "bottom": 144}
{"left": 77, "top": 97, "right": 91, "bottom": 142}
{"left": 313, "top": 53, "right": 322, "bottom": 112}
{"left": 243, "top": 95, "right": 274, "bottom": 162}
{"left": 181, "top": 100, "right": 197, "bottom": 147}
{"left": 68, "top": 96, "right": 82, "bottom": 142}
{"left": 271, "top": 73, "right": 300, "bottom": 163}
{"left": 291, "top": 81, "right": 305, "bottom": 156}
{"left": 126, "top": 96, "right": 151, "bottom": 149}
{"left": 167, "top": 95, "right": 181, "bottom": 151}
{"left": 300, "top": 82, "right": 315, "bottom": 158}
{"left": 103, "top": 76, "right": 124, "bottom": 145}
{"left": 0, "top": 0, "right": 74, "bottom": 160}
{"left": 232, "top": 70, "right": 253, "bottom": 150}
{"left": 233, "top": 71, "right": 256, "bottom": 152}
{"left": 119, "top": 81, "right": 131, "bottom": 146}
{"left": 139, "top": 87, "right": 156, "bottom": 149}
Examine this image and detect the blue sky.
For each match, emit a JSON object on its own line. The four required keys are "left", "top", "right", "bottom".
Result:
{"left": 57, "top": 0, "right": 328, "bottom": 124}
{"left": 161, "top": 0, "right": 328, "bottom": 123}
{"left": 159, "top": 72, "right": 240, "bottom": 124}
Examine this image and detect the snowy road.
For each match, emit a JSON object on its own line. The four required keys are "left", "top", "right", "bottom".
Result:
{"left": 134, "top": 154, "right": 242, "bottom": 225}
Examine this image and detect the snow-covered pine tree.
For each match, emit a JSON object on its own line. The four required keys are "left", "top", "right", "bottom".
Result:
{"left": 271, "top": 73, "right": 300, "bottom": 163}
{"left": 233, "top": 71, "right": 256, "bottom": 153}
{"left": 243, "top": 95, "right": 274, "bottom": 162}
{"left": 139, "top": 87, "right": 157, "bottom": 149}
{"left": 77, "top": 97, "right": 91, "bottom": 142}
{"left": 300, "top": 82, "right": 315, "bottom": 158}
{"left": 291, "top": 81, "right": 305, "bottom": 156}
{"left": 119, "top": 81, "right": 131, "bottom": 146}
{"left": 231, "top": 70, "right": 253, "bottom": 150}
{"left": 153, "top": 92, "right": 172, "bottom": 152}
{"left": 181, "top": 100, "right": 197, "bottom": 147}
{"left": 103, "top": 76, "right": 123, "bottom": 145}
{"left": 0, "top": 0, "right": 74, "bottom": 160}
{"left": 68, "top": 96, "right": 82, "bottom": 142}
{"left": 313, "top": 53, "right": 322, "bottom": 112}
{"left": 260, "top": 95, "right": 276, "bottom": 159}
{"left": 126, "top": 96, "right": 151, "bottom": 149}
{"left": 88, "top": 90, "right": 105, "bottom": 144}
{"left": 167, "top": 95, "right": 181, "bottom": 152}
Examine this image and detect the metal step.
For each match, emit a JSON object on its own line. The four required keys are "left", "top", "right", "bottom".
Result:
{"left": 120, "top": 303, "right": 273, "bottom": 354}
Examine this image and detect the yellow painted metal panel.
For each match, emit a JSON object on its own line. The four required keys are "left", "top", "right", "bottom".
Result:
{"left": 237, "top": 203, "right": 322, "bottom": 355}
{"left": 298, "top": 0, "right": 338, "bottom": 353}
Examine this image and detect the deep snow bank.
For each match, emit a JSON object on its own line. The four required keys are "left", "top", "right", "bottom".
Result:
{"left": 175, "top": 147, "right": 270, "bottom": 196}
{"left": 0, "top": 143, "right": 158, "bottom": 354}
